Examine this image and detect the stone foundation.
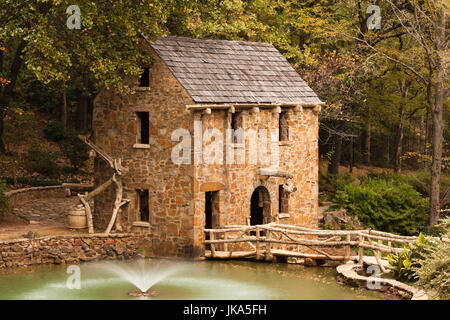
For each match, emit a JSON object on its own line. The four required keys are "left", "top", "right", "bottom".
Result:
{"left": 0, "top": 233, "right": 144, "bottom": 269}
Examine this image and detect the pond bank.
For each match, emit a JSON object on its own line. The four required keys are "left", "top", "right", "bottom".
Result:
{"left": 336, "top": 261, "right": 428, "bottom": 300}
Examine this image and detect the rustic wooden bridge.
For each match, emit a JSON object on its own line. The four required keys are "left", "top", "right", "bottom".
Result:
{"left": 204, "top": 223, "right": 448, "bottom": 272}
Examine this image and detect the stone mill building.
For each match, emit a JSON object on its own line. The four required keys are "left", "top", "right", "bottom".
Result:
{"left": 92, "top": 36, "right": 324, "bottom": 259}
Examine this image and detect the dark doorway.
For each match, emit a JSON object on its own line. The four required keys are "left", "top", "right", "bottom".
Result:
{"left": 136, "top": 112, "right": 150, "bottom": 144}
{"left": 205, "top": 191, "right": 219, "bottom": 250}
{"left": 250, "top": 189, "right": 264, "bottom": 225}
{"left": 137, "top": 189, "right": 149, "bottom": 222}
{"left": 279, "top": 111, "right": 289, "bottom": 141}
{"left": 279, "top": 184, "right": 289, "bottom": 213}
{"left": 250, "top": 187, "right": 271, "bottom": 236}
{"left": 205, "top": 191, "right": 213, "bottom": 230}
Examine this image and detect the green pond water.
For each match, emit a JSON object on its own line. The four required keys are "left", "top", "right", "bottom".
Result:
{"left": 0, "top": 259, "right": 394, "bottom": 300}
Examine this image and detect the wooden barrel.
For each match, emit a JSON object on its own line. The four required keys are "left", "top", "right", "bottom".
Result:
{"left": 68, "top": 206, "right": 87, "bottom": 229}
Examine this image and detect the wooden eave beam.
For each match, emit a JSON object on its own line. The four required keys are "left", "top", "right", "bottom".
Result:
{"left": 258, "top": 168, "right": 293, "bottom": 179}
{"left": 186, "top": 103, "right": 324, "bottom": 113}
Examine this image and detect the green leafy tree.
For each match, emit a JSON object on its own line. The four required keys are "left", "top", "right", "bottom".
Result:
{"left": 0, "top": 0, "right": 170, "bottom": 152}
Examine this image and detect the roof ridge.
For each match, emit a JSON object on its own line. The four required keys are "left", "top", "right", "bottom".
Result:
{"left": 154, "top": 35, "right": 274, "bottom": 47}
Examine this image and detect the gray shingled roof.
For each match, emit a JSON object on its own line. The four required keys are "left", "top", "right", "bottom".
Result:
{"left": 148, "top": 36, "right": 323, "bottom": 105}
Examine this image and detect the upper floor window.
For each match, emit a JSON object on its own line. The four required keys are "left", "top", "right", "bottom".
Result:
{"left": 136, "top": 111, "right": 149, "bottom": 144}
{"left": 139, "top": 67, "right": 150, "bottom": 87}
{"left": 279, "top": 184, "right": 289, "bottom": 213}
{"left": 137, "top": 189, "right": 150, "bottom": 222}
{"left": 279, "top": 111, "right": 289, "bottom": 141}
{"left": 231, "top": 112, "right": 238, "bottom": 131}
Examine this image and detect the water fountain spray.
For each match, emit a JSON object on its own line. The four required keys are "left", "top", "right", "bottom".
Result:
{"left": 102, "top": 259, "right": 183, "bottom": 297}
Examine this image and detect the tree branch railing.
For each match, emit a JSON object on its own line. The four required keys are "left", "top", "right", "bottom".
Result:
{"left": 75, "top": 135, "right": 130, "bottom": 234}
{"left": 204, "top": 223, "right": 449, "bottom": 271}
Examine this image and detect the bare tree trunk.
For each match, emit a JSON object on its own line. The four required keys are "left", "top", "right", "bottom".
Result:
{"left": 0, "top": 50, "right": 3, "bottom": 75}
{"left": 62, "top": 85, "right": 67, "bottom": 133}
{"left": 105, "top": 174, "right": 127, "bottom": 234}
{"left": 76, "top": 76, "right": 89, "bottom": 132}
{"left": 429, "top": 5, "right": 446, "bottom": 226}
{"left": 328, "top": 135, "right": 342, "bottom": 175}
{"left": 0, "top": 41, "right": 25, "bottom": 153}
{"left": 349, "top": 136, "right": 354, "bottom": 173}
{"left": 394, "top": 79, "right": 411, "bottom": 173}
{"left": 0, "top": 118, "right": 5, "bottom": 154}
{"left": 394, "top": 108, "right": 405, "bottom": 173}
{"left": 365, "top": 120, "right": 371, "bottom": 165}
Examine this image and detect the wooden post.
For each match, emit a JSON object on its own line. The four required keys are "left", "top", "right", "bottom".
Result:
{"left": 265, "top": 229, "right": 272, "bottom": 261}
{"left": 377, "top": 239, "right": 382, "bottom": 260}
{"left": 256, "top": 226, "right": 261, "bottom": 260}
{"left": 344, "top": 233, "right": 351, "bottom": 262}
{"left": 224, "top": 232, "right": 228, "bottom": 253}
{"left": 358, "top": 234, "right": 364, "bottom": 265}
{"left": 373, "top": 247, "right": 387, "bottom": 273}
{"left": 251, "top": 107, "right": 260, "bottom": 114}
{"left": 210, "top": 232, "right": 216, "bottom": 258}
{"left": 78, "top": 193, "right": 94, "bottom": 234}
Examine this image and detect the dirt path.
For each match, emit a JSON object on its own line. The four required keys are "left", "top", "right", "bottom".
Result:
{"left": 0, "top": 197, "right": 87, "bottom": 240}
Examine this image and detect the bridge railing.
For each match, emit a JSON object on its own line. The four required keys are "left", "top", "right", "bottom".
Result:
{"left": 204, "top": 223, "right": 449, "bottom": 272}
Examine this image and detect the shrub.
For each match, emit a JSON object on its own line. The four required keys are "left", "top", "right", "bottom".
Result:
{"left": 319, "top": 170, "right": 354, "bottom": 200}
{"left": 43, "top": 120, "right": 66, "bottom": 142}
{"left": 334, "top": 178, "right": 428, "bottom": 235}
{"left": 58, "top": 131, "right": 89, "bottom": 170}
{"left": 0, "top": 179, "right": 9, "bottom": 221}
{"left": 413, "top": 217, "right": 450, "bottom": 300}
{"left": 24, "top": 145, "right": 60, "bottom": 178}
{"left": 363, "top": 170, "right": 450, "bottom": 211}
{"left": 388, "top": 233, "right": 428, "bottom": 282}
{"left": 4, "top": 107, "right": 35, "bottom": 149}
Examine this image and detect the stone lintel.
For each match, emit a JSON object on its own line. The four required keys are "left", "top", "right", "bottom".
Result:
{"left": 133, "top": 143, "right": 151, "bottom": 149}
{"left": 200, "top": 182, "right": 225, "bottom": 192}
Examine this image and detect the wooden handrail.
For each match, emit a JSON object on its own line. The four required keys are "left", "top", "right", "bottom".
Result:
{"left": 203, "top": 223, "right": 446, "bottom": 271}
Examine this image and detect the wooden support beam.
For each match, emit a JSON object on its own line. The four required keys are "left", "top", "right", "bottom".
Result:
{"left": 203, "top": 108, "right": 211, "bottom": 115}
{"left": 344, "top": 233, "right": 351, "bottom": 261}
{"left": 255, "top": 226, "right": 262, "bottom": 260}
{"left": 78, "top": 193, "right": 94, "bottom": 234}
{"left": 186, "top": 103, "right": 324, "bottom": 114}
{"left": 272, "top": 106, "right": 281, "bottom": 114}
{"left": 265, "top": 229, "right": 272, "bottom": 261}
{"left": 358, "top": 234, "right": 364, "bottom": 265}
{"left": 210, "top": 232, "right": 216, "bottom": 258}
{"left": 228, "top": 106, "right": 235, "bottom": 113}
{"left": 258, "top": 168, "right": 293, "bottom": 178}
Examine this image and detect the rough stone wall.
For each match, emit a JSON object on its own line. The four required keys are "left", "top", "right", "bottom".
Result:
{"left": 5, "top": 186, "right": 68, "bottom": 207}
{"left": 93, "top": 43, "right": 319, "bottom": 259}
{"left": 192, "top": 107, "right": 319, "bottom": 254}
{"left": 0, "top": 234, "right": 141, "bottom": 269}
{"left": 92, "top": 44, "right": 197, "bottom": 258}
